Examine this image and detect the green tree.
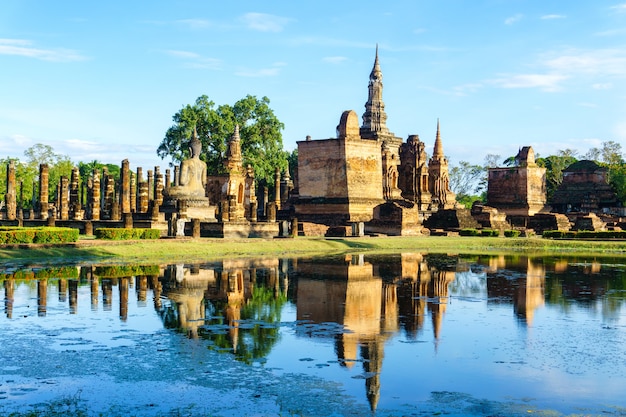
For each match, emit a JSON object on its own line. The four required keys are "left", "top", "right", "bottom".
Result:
{"left": 157, "top": 95, "right": 288, "bottom": 189}
{"left": 536, "top": 150, "right": 578, "bottom": 201}
{"left": 449, "top": 160, "right": 486, "bottom": 207}
{"left": 0, "top": 144, "right": 73, "bottom": 208}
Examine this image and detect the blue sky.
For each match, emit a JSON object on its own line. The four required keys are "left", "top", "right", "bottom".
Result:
{"left": 2, "top": 1, "right": 626, "bottom": 171}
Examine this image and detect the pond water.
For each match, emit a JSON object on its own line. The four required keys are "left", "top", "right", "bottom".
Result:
{"left": 1, "top": 253, "right": 625, "bottom": 416}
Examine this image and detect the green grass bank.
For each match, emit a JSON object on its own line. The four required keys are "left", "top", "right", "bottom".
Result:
{"left": 1, "top": 235, "right": 626, "bottom": 265}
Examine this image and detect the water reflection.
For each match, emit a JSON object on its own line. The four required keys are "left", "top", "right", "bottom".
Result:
{"left": 1, "top": 254, "right": 626, "bottom": 414}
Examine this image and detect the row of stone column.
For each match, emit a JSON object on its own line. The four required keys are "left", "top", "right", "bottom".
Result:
{"left": 2, "top": 160, "right": 169, "bottom": 221}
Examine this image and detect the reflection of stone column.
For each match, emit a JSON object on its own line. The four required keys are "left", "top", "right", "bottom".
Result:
{"left": 5, "top": 160, "right": 16, "bottom": 220}
{"left": 4, "top": 279, "right": 14, "bottom": 319}
{"left": 58, "top": 279, "right": 68, "bottom": 302}
{"left": 69, "top": 280, "right": 78, "bottom": 314}
{"left": 39, "top": 164, "right": 49, "bottom": 220}
{"left": 136, "top": 276, "right": 148, "bottom": 306}
{"left": 151, "top": 275, "right": 162, "bottom": 310}
{"left": 91, "top": 275, "right": 99, "bottom": 310}
{"left": 121, "top": 159, "right": 131, "bottom": 214}
{"left": 119, "top": 277, "right": 129, "bottom": 321}
{"left": 37, "top": 279, "right": 47, "bottom": 317}
{"left": 102, "top": 279, "right": 113, "bottom": 311}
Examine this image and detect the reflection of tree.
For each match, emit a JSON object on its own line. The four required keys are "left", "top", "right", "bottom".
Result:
{"left": 201, "top": 286, "right": 287, "bottom": 365}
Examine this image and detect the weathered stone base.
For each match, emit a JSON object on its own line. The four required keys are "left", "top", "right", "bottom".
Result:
{"left": 199, "top": 221, "right": 279, "bottom": 238}
{"left": 424, "top": 208, "right": 480, "bottom": 231}
{"left": 526, "top": 213, "right": 571, "bottom": 233}
{"left": 571, "top": 213, "right": 606, "bottom": 231}
{"left": 471, "top": 204, "right": 510, "bottom": 230}
{"left": 367, "top": 201, "right": 427, "bottom": 236}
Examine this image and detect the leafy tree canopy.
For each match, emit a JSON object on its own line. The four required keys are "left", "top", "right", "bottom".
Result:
{"left": 157, "top": 95, "right": 288, "bottom": 188}
{"left": 1, "top": 144, "right": 73, "bottom": 208}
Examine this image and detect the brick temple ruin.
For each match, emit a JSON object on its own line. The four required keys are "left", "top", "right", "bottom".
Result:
{"left": 2, "top": 47, "right": 624, "bottom": 238}
{"left": 289, "top": 47, "right": 468, "bottom": 236}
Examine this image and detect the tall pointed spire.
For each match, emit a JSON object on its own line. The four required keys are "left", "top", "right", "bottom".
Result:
{"left": 225, "top": 124, "right": 243, "bottom": 172}
{"left": 433, "top": 118, "right": 444, "bottom": 158}
{"left": 361, "top": 44, "right": 389, "bottom": 138}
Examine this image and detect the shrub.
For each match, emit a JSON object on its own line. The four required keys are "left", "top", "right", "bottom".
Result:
{"left": 0, "top": 227, "right": 77, "bottom": 244}
{"left": 459, "top": 228, "right": 480, "bottom": 236}
{"left": 480, "top": 229, "right": 500, "bottom": 237}
{"left": 95, "top": 228, "right": 160, "bottom": 240}
{"left": 504, "top": 230, "right": 521, "bottom": 238}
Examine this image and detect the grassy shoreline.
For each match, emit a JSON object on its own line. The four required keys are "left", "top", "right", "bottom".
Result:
{"left": 1, "top": 235, "right": 626, "bottom": 265}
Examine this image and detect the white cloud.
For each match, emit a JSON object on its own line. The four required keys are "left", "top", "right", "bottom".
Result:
{"left": 577, "top": 102, "right": 598, "bottom": 108}
{"left": 235, "top": 67, "right": 281, "bottom": 77}
{"left": 543, "top": 49, "right": 626, "bottom": 76}
{"left": 504, "top": 14, "right": 523, "bottom": 25}
{"left": 235, "top": 61, "right": 285, "bottom": 77}
{"left": 490, "top": 73, "right": 568, "bottom": 92}
{"left": 322, "top": 56, "right": 348, "bottom": 64}
{"left": 610, "top": 3, "right": 626, "bottom": 13}
{"left": 541, "top": 14, "right": 566, "bottom": 20}
{"left": 165, "top": 50, "right": 222, "bottom": 70}
{"left": 592, "top": 82, "right": 613, "bottom": 90}
{"left": 63, "top": 139, "right": 106, "bottom": 153}
{"left": 176, "top": 18, "right": 213, "bottom": 30}
{"left": 240, "top": 13, "right": 292, "bottom": 32}
{"left": 0, "top": 38, "right": 86, "bottom": 62}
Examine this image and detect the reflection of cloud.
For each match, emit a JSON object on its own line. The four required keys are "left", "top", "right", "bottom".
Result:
{"left": 541, "top": 14, "right": 566, "bottom": 20}
{"left": 323, "top": 56, "right": 348, "bottom": 64}
{"left": 0, "top": 38, "right": 86, "bottom": 62}
{"left": 490, "top": 73, "right": 568, "bottom": 92}
{"left": 240, "top": 13, "right": 292, "bottom": 32}
{"left": 504, "top": 14, "right": 523, "bottom": 25}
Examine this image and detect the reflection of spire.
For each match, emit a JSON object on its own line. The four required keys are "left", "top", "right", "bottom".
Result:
{"left": 361, "top": 340, "right": 384, "bottom": 412}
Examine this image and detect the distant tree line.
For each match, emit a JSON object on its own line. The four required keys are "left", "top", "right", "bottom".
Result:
{"left": 449, "top": 140, "right": 626, "bottom": 208}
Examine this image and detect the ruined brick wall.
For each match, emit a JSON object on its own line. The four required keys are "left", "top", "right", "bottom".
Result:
{"left": 297, "top": 139, "right": 348, "bottom": 199}
{"left": 487, "top": 166, "right": 546, "bottom": 216}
